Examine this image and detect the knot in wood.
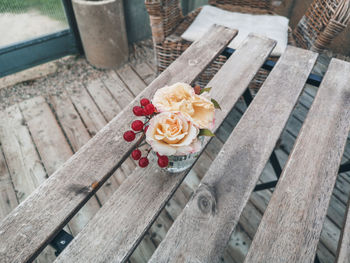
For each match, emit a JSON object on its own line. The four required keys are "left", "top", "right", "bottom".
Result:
{"left": 196, "top": 184, "right": 216, "bottom": 215}
{"left": 188, "top": 59, "right": 199, "bottom": 66}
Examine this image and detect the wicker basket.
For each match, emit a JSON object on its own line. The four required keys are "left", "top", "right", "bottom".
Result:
{"left": 145, "top": 0, "right": 350, "bottom": 90}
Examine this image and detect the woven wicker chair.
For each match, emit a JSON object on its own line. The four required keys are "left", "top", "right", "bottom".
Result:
{"left": 145, "top": 0, "right": 350, "bottom": 89}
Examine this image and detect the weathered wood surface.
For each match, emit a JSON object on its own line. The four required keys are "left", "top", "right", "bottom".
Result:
{"left": 149, "top": 46, "right": 317, "bottom": 263}
{"left": 0, "top": 148, "right": 18, "bottom": 221}
{"left": 245, "top": 58, "right": 350, "bottom": 263}
{"left": 0, "top": 25, "right": 237, "bottom": 263}
{"left": 19, "top": 96, "right": 101, "bottom": 236}
{"left": 49, "top": 93, "right": 121, "bottom": 205}
{"left": 211, "top": 103, "right": 337, "bottom": 262}
{"left": 337, "top": 198, "right": 350, "bottom": 263}
{"left": 0, "top": 104, "right": 58, "bottom": 262}
{"left": 55, "top": 34, "right": 276, "bottom": 263}
{"left": 101, "top": 70, "right": 134, "bottom": 109}
{"left": 0, "top": 105, "right": 47, "bottom": 203}
{"left": 132, "top": 62, "right": 156, "bottom": 85}
{"left": 86, "top": 79, "right": 121, "bottom": 121}
{"left": 58, "top": 78, "right": 157, "bottom": 263}
{"left": 66, "top": 83, "right": 107, "bottom": 136}
{"left": 117, "top": 64, "right": 146, "bottom": 96}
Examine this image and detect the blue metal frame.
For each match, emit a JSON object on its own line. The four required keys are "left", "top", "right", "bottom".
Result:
{"left": 223, "top": 47, "right": 324, "bottom": 87}
{"left": 0, "top": 0, "right": 82, "bottom": 78}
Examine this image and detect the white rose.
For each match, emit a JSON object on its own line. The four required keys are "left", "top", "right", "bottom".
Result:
{"left": 146, "top": 111, "right": 201, "bottom": 156}
{"left": 153, "top": 82, "right": 215, "bottom": 129}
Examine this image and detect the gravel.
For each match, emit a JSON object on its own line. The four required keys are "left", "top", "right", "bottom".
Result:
{"left": 0, "top": 39, "right": 155, "bottom": 110}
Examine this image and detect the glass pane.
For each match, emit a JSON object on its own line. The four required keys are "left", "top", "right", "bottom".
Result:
{"left": 0, "top": 0, "right": 69, "bottom": 48}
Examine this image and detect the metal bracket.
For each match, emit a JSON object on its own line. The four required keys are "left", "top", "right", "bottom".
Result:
{"left": 49, "top": 230, "right": 74, "bottom": 256}
{"left": 223, "top": 47, "right": 323, "bottom": 87}
{"left": 339, "top": 161, "right": 350, "bottom": 173}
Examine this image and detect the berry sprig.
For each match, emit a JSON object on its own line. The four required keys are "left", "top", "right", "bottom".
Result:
{"left": 123, "top": 98, "right": 169, "bottom": 169}
{"left": 133, "top": 98, "right": 156, "bottom": 117}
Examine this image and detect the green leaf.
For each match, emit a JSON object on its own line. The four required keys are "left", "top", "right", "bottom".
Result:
{"left": 199, "top": 87, "right": 212, "bottom": 94}
{"left": 211, "top": 98, "right": 221, "bottom": 110}
{"left": 198, "top": 129, "right": 215, "bottom": 137}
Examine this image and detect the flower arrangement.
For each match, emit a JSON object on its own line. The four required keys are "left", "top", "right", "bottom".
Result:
{"left": 123, "top": 82, "right": 220, "bottom": 169}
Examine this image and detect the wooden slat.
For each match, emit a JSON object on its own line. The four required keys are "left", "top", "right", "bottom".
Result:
{"left": 0, "top": 148, "right": 18, "bottom": 221}
{"left": 49, "top": 93, "right": 120, "bottom": 205}
{"left": 66, "top": 82, "right": 133, "bottom": 199}
{"left": 49, "top": 94, "right": 91, "bottom": 152}
{"left": 64, "top": 79, "right": 155, "bottom": 261}
{"left": 0, "top": 25, "right": 237, "bottom": 263}
{"left": 116, "top": 64, "right": 147, "bottom": 96}
{"left": 85, "top": 79, "right": 121, "bottom": 122}
{"left": 0, "top": 104, "right": 57, "bottom": 263}
{"left": 149, "top": 46, "right": 318, "bottom": 262}
{"left": 337, "top": 198, "right": 350, "bottom": 263}
{"left": 206, "top": 107, "right": 338, "bottom": 261}
{"left": 245, "top": 58, "right": 350, "bottom": 262}
{"left": 19, "top": 97, "right": 101, "bottom": 235}
{"left": 0, "top": 105, "right": 47, "bottom": 203}
{"left": 66, "top": 83, "right": 107, "bottom": 136}
{"left": 19, "top": 97, "right": 74, "bottom": 176}
{"left": 132, "top": 62, "right": 157, "bottom": 85}
{"left": 54, "top": 34, "right": 276, "bottom": 263}
{"left": 101, "top": 70, "right": 134, "bottom": 109}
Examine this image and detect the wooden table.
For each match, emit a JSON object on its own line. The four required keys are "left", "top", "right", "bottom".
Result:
{"left": 1, "top": 25, "right": 350, "bottom": 263}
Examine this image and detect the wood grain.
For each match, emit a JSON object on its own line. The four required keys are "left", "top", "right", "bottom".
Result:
{"left": 54, "top": 34, "right": 275, "bottom": 263}
{"left": 85, "top": 78, "right": 121, "bottom": 122}
{"left": 0, "top": 104, "right": 57, "bottom": 263}
{"left": 132, "top": 62, "right": 156, "bottom": 85}
{"left": 0, "top": 104, "right": 47, "bottom": 203}
{"left": 66, "top": 83, "right": 107, "bottom": 136}
{"left": 101, "top": 70, "right": 134, "bottom": 109}
{"left": 0, "top": 25, "right": 237, "bottom": 263}
{"left": 205, "top": 106, "right": 337, "bottom": 262}
{"left": 19, "top": 97, "right": 101, "bottom": 235}
{"left": 245, "top": 58, "right": 350, "bottom": 263}
{"left": 0, "top": 147, "right": 18, "bottom": 221}
{"left": 149, "top": 46, "right": 318, "bottom": 263}
{"left": 116, "top": 64, "right": 147, "bottom": 96}
{"left": 49, "top": 93, "right": 120, "bottom": 205}
{"left": 49, "top": 94, "right": 91, "bottom": 152}
{"left": 63, "top": 80, "right": 155, "bottom": 262}
{"left": 337, "top": 198, "right": 350, "bottom": 263}
{"left": 65, "top": 83, "right": 132, "bottom": 203}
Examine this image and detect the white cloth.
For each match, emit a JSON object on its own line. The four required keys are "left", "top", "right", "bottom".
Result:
{"left": 181, "top": 5, "right": 289, "bottom": 56}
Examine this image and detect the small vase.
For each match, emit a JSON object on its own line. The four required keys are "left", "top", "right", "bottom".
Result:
{"left": 165, "top": 152, "right": 201, "bottom": 173}
{"left": 151, "top": 137, "right": 204, "bottom": 173}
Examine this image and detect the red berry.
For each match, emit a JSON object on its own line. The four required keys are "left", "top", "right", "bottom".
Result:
{"left": 133, "top": 106, "right": 144, "bottom": 116}
{"left": 158, "top": 156, "right": 169, "bottom": 168}
{"left": 194, "top": 85, "right": 201, "bottom": 95}
{"left": 140, "top": 98, "right": 150, "bottom": 107}
{"left": 156, "top": 152, "right": 161, "bottom": 157}
{"left": 131, "top": 149, "right": 142, "bottom": 160}
{"left": 139, "top": 157, "right": 149, "bottom": 168}
{"left": 144, "top": 125, "right": 149, "bottom": 133}
{"left": 123, "top": 130, "right": 135, "bottom": 142}
{"left": 131, "top": 120, "right": 143, "bottom": 131}
{"left": 144, "top": 104, "right": 155, "bottom": 115}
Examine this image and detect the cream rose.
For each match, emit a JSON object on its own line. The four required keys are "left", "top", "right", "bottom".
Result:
{"left": 153, "top": 82, "right": 215, "bottom": 129}
{"left": 146, "top": 111, "right": 201, "bottom": 156}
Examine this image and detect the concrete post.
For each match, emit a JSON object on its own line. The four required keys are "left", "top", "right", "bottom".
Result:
{"left": 72, "top": 0, "right": 129, "bottom": 69}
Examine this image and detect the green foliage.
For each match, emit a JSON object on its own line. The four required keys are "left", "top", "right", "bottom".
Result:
{"left": 199, "top": 87, "right": 212, "bottom": 94}
{"left": 0, "top": 0, "right": 66, "bottom": 21}
{"left": 199, "top": 129, "right": 215, "bottom": 137}
{"left": 211, "top": 98, "right": 221, "bottom": 110}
